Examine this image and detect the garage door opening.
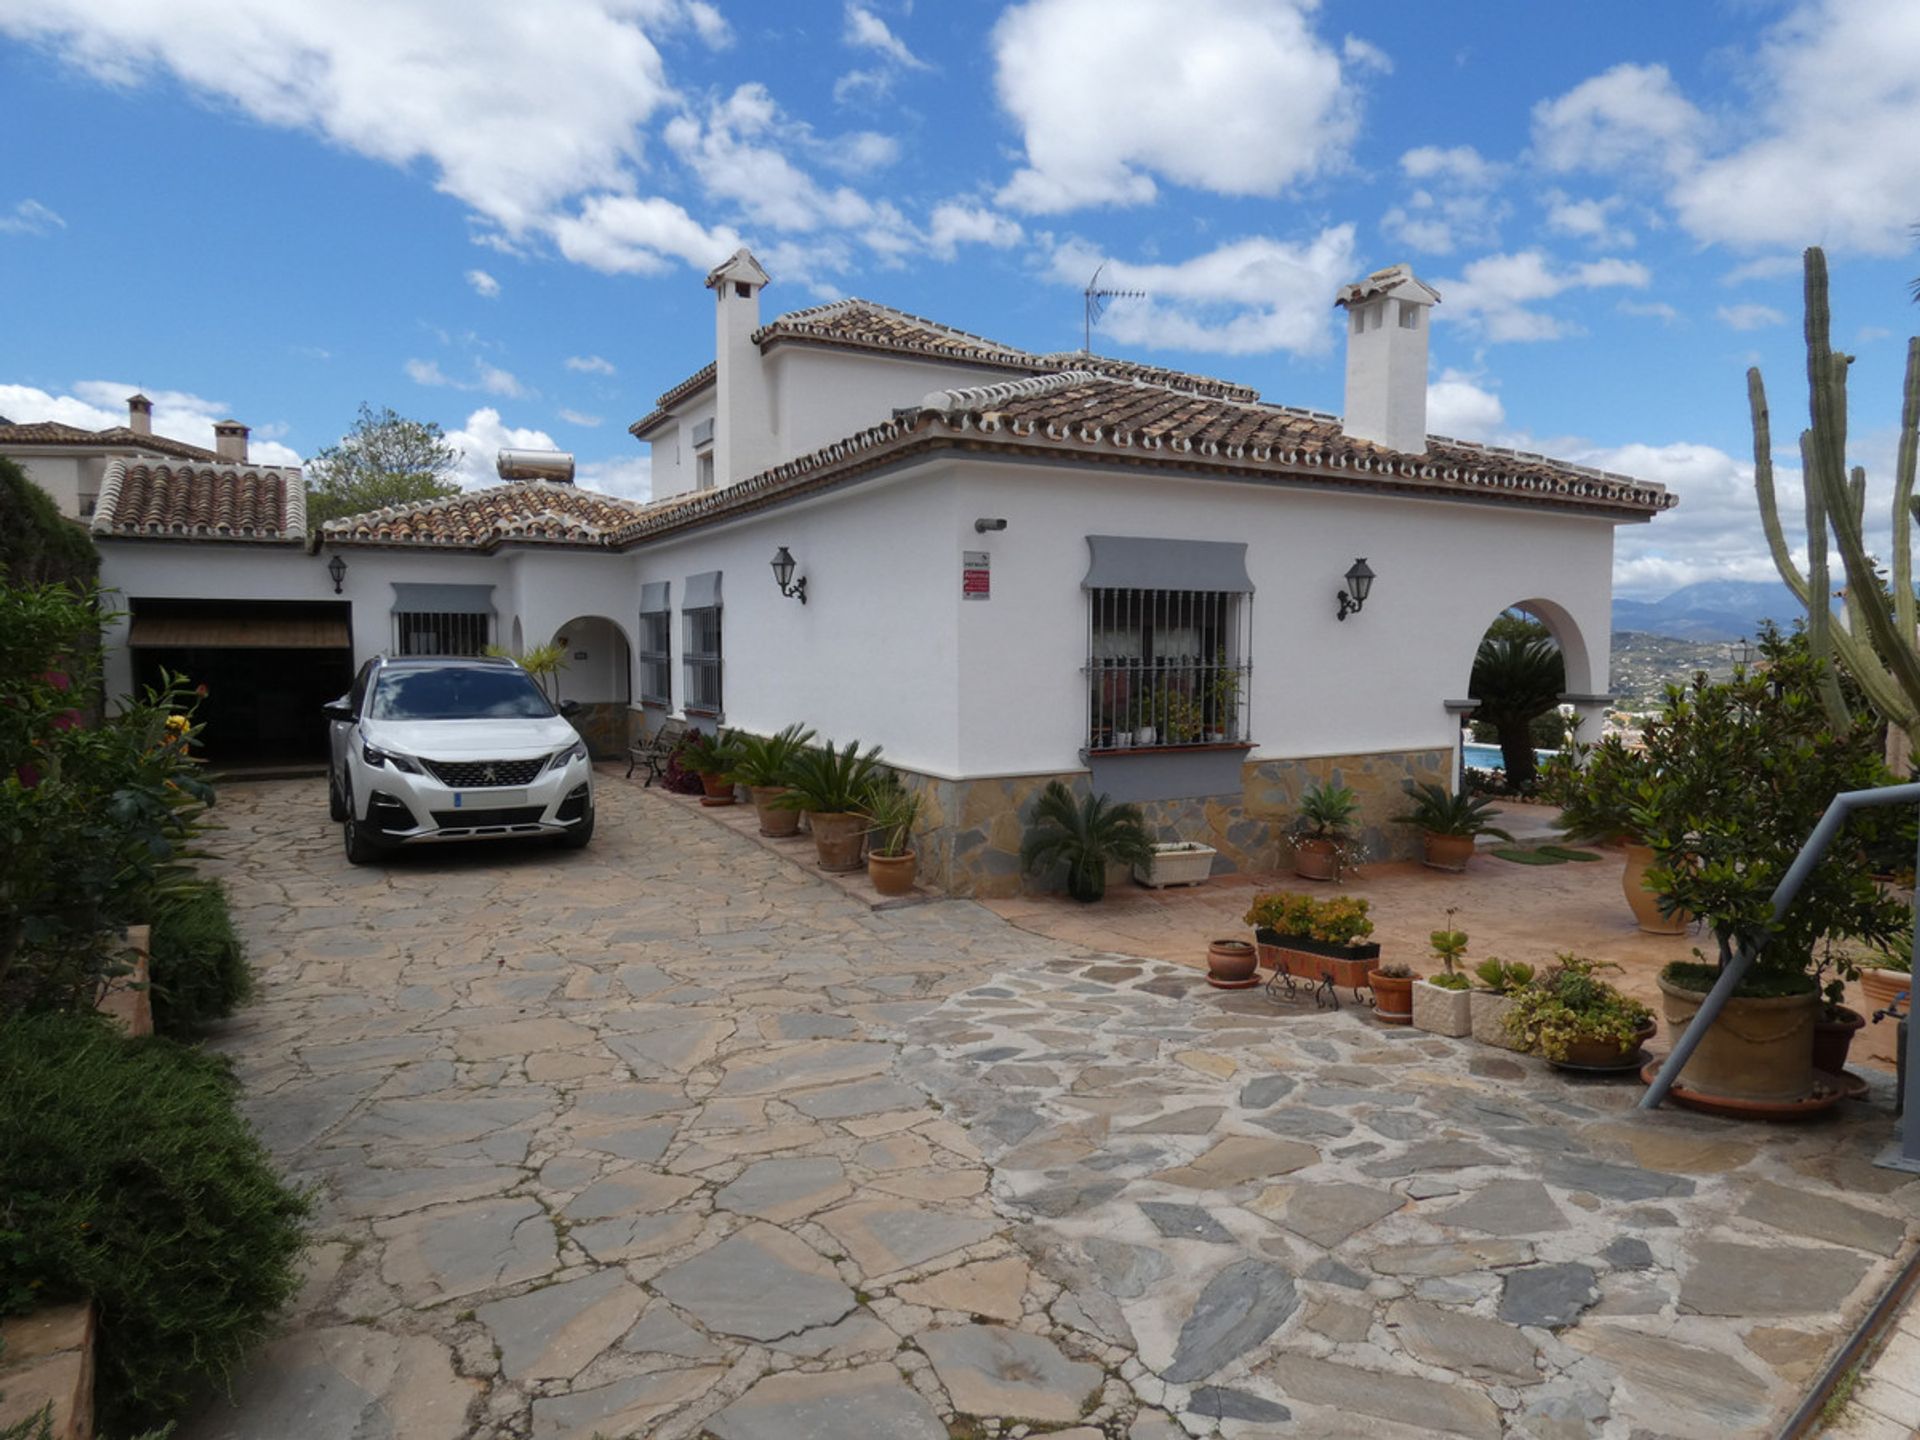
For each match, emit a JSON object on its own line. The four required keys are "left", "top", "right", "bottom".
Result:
{"left": 129, "top": 598, "right": 353, "bottom": 765}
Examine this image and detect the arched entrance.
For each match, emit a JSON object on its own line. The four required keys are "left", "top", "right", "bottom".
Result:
{"left": 550, "top": 615, "right": 633, "bottom": 760}
{"left": 1455, "top": 597, "right": 1601, "bottom": 794}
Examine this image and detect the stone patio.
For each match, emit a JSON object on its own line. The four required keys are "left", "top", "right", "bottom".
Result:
{"left": 178, "top": 769, "right": 1919, "bottom": 1439}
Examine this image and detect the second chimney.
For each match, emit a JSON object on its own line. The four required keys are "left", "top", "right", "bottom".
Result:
{"left": 213, "top": 419, "right": 249, "bottom": 464}
{"left": 1334, "top": 264, "right": 1440, "bottom": 456}
{"left": 127, "top": 393, "right": 153, "bottom": 436}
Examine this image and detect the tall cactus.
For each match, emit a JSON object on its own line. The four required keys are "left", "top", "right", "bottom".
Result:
{"left": 1752, "top": 247, "right": 1920, "bottom": 756}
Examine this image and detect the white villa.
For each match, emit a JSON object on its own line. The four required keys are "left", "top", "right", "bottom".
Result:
{"left": 84, "top": 251, "right": 1675, "bottom": 892}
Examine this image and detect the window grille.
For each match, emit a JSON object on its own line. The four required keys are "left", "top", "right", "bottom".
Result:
{"left": 395, "top": 610, "right": 489, "bottom": 657}
{"left": 1085, "top": 588, "right": 1251, "bottom": 753}
{"left": 684, "top": 606, "right": 722, "bottom": 714}
{"left": 639, "top": 609, "right": 672, "bottom": 705}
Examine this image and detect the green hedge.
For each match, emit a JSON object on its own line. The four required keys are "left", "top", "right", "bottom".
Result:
{"left": 0, "top": 1014, "right": 307, "bottom": 1431}
{"left": 149, "top": 881, "right": 251, "bottom": 1035}
{"left": 0, "top": 458, "right": 96, "bottom": 589}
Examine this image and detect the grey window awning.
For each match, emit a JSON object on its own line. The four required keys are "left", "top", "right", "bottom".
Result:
{"left": 639, "top": 580, "right": 671, "bottom": 614}
{"left": 390, "top": 582, "right": 496, "bottom": 614}
{"left": 684, "top": 570, "right": 723, "bottom": 609}
{"left": 1083, "top": 535, "right": 1254, "bottom": 593}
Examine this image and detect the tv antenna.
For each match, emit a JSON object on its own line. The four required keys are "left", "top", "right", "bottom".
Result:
{"left": 1083, "top": 264, "right": 1146, "bottom": 352}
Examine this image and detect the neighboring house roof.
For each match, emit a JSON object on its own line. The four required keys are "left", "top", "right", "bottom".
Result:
{"left": 611, "top": 370, "right": 1675, "bottom": 547}
{"left": 627, "top": 299, "right": 1254, "bottom": 437}
{"left": 91, "top": 457, "right": 306, "bottom": 541}
{"left": 0, "top": 420, "right": 224, "bottom": 463}
{"left": 316, "top": 481, "right": 649, "bottom": 551}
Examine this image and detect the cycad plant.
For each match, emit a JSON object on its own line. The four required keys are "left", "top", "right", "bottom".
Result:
{"left": 731, "top": 723, "right": 817, "bottom": 788}
{"left": 774, "top": 739, "right": 885, "bottom": 815}
{"left": 1469, "top": 635, "right": 1565, "bottom": 789}
{"left": 678, "top": 727, "right": 742, "bottom": 778}
{"left": 1394, "top": 781, "right": 1516, "bottom": 840}
{"left": 1019, "top": 780, "right": 1156, "bottom": 903}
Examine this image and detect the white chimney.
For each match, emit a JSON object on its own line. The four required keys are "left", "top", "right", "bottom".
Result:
{"left": 126, "top": 393, "right": 153, "bottom": 436}
{"left": 213, "top": 419, "right": 249, "bottom": 463}
{"left": 1334, "top": 264, "right": 1440, "bottom": 456}
{"left": 705, "top": 247, "right": 772, "bottom": 488}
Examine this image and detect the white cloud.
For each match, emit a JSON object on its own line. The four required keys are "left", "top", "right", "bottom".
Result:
{"left": 992, "top": 0, "right": 1365, "bottom": 213}
{"left": 1716, "top": 303, "right": 1786, "bottom": 331}
{"left": 681, "top": 0, "right": 731, "bottom": 49}
{"left": 1723, "top": 255, "right": 1803, "bottom": 285}
{"left": 557, "top": 408, "right": 602, "bottom": 426}
{"left": 1, "top": 379, "right": 303, "bottom": 463}
{"left": 1537, "top": 1, "right": 1920, "bottom": 256}
{"left": 548, "top": 193, "right": 741, "bottom": 276}
{"left": 1542, "top": 191, "right": 1634, "bottom": 249}
{"left": 577, "top": 452, "right": 652, "bottom": 500}
{"left": 1341, "top": 34, "right": 1392, "bottom": 73}
{"left": 843, "top": 4, "right": 926, "bottom": 70}
{"left": 1436, "top": 250, "right": 1651, "bottom": 342}
{"left": 442, "top": 407, "right": 559, "bottom": 489}
{"left": 1381, "top": 144, "right": 1506, "bottom": 254}
{"left": 405, "top": 357, "right": 526, "bottom": 397}
{"left": 0, "top": 198, "right": 64, "bottom": 235}
{"left": 1618, "top": 299, "right": 1680, "bottom": 324}
{"left": 465, "top": 268, "right": 501, "bottom": 298}
{"left": 405, "top": 358, "right": 454, "bottom": 388}
{"left": 1046, "top": 225, "right": 1358, "bottom": 356}
{"left": 1426, "top": 370, "right": 1506, "bottom": 442}
{"left": 926, "top": 202, "right": 1023, "bottom": 260}
{"left": 565, "top": 355, "right": 616, "bottom": 375}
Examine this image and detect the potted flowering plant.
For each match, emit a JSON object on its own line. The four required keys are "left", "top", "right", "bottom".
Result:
{"left": 1289, "top": 780, "right": 1363, "bottom": 881}
{"left": 1243, "top": 892, "right": 1379, "bottom": 990}
{"left": 1411, "top": 912, "right": 1473, "bottom": 1037}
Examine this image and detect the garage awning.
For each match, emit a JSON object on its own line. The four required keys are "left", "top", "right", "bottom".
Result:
{"left": 128, "top": 615, "right": 351, "bottom": 649}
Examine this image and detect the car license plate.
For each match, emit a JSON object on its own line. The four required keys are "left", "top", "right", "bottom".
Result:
{"left": 452, "top": 789, "right": 529, "bottom": 808}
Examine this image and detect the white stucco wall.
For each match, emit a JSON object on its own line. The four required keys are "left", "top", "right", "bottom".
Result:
{"left": 6, "top": 453, "right": 86, "bottom": 516}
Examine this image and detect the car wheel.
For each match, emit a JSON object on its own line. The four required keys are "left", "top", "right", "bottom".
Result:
{"left": 327, "top": 768, "right": 347, "bottom": 822}
{"left": 558, "top": 805, "right": 595, "bottom": 851}
{"left": 342, "top": 783, "right": 384, "bottom": 866}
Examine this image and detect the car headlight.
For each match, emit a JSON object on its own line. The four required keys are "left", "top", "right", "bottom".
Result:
{"left": 548, "top": 739, "right": 589, "bottom": 771}
{"left": 362, "top": 741, "right": 421, "bottom": 774}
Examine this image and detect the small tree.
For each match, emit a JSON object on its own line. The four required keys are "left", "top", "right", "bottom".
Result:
{"left": 1470, "top": 634, "right": 1566, "bottom": 789}
{"left": 304, "top": 404, "right": 462, "bottom": 524}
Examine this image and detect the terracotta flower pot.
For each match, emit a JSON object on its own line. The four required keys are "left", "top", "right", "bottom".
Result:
{"left": 868, "top": 850, "right": 917, "bottom": 897}
{"left": 1370, "top": 970, "right": 1418, "bottom": 1025}
{"left": 1293, "top": 836, "right": 1339, "bottom": 882}
{"left": 1470, "top": 990, "right": 1524, "bottom": 1050}
{"left": 1657, "top": 975, "right": 1818, "bottom": 1103}
{"left": 750, "top": 785, "right": 800, "bottom": 837}
{"left": 1621, "top": 842, "right": 1689, "bottom": 934}
{"left": 1861, "top": 967, "right": 1910, "bottom": 1014}
{"left": 700, "top": 771, "right": 736, "bottom": 804}
{"left": 1423, "top": 832, "right": 1477, "bottom": 872}
{"left": 809, "top": 811, "right": 867, "bottom": 872}
{"left": 1560, "top": 1017, "right": 1657, "bottom": 1068}
{"left": 1207, "top": 938, "right": 1259, "bottom": 988}
{"left": 1412, "top": 979, "right": 1473, "bottom": 1037}
{"left": 1813, "top": 1005, "right": 1867, "bottom": 1075}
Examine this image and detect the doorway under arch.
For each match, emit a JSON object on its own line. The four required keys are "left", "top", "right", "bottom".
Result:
{"left": 1458, "top": 597, "right": 1598, "bottom": 794}
{"left": 550, "top": 615, "right": 633, "bottom": 759}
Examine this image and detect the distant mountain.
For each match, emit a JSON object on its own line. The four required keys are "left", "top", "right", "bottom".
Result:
{"left": 1611, "top": 579, "right": 1805, "bottom": 642}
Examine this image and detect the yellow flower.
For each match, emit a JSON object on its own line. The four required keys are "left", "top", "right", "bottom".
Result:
{"left": 165, "top": 715, "right": 189, "bottom": 734}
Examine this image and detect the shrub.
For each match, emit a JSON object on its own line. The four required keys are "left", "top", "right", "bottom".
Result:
{"left": 0, "top": 457, "right": 97, "bottom": 590}
{"left": 0, "top": 1014, "right": 308, "bottom": 1430}
{"left": 1242, "top": 892, "right": 1375, "bottom": 946}
{"left": 149, "top": 880, "right": 251, "bottom": 1035}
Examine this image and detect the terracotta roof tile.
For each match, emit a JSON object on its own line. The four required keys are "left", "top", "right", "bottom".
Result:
{"left": 0, "top": 420, "right": 223, "bottom": 463}
{"left": 91, "top": 458, "right": 304, "bottom": 540}
{"left": 319, "top": 481, "right": 649, "bottom": 549}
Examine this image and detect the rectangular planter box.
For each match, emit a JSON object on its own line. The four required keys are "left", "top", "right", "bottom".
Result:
{"left": 1134, "top": 843, "right": 1218, "bottom": 888}
{"left": 1470, "top": 990, "right": 1525, "bottom": 1050}
{"left": 1412, "top": 979, "right": 1473, "bottom": 1038}
{"left": 1254, "top": 930, "right": 1380, "bottom": 990}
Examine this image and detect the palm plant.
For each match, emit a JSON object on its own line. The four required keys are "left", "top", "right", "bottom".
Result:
{"left": 773, "top": 739, "right": 885, "bottom": 814}
{"left": 1469, "top": 635, "right": 1565, "bottom": 788}
{"left": 864, "top": 779, "right": 921, "bottom": 858}
{"left": 1394, "top": 781, "right": 1515, "bottom": 840}
{"left": 731, "top": 723, "right": 817, "bottom": 788}
{"left": 1292, "top": 780, "right": 1360, "bottom": 838}
{"left": 1019, "top": 780, "right": 1156, "bottom": 903}
{"left": 678, "top": 727, "right": 743, "bottom": 778}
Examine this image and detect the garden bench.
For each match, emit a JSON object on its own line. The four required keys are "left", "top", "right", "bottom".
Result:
{"left": 626, "top": 717, "right": 688, "bottom": 786}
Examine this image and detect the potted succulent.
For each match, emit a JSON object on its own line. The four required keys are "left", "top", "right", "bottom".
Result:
{"left": 864, "top": 778, "right": 920, "bottom": 898}
{"left": 1289, "top": 780, "right": 1363, "bottom": 882}
{"left": 774, "top": 739, "right": 885, "bottom": 872}
{"left": 1135, "top": 840, "right": 1218, "bottom": 888}
{"left": 679, "top": 728, "right": 744, "bottom": 805}
{"left": 1504, "top": 954, "right": 1655, "bottom": 1068}
{"left": 1244, "top": 892, "right": 1380, "bottom": 990}
{"left": 1394, "top": 782, "right": 1515, "bottom": 871}
{"left": 1470, "top": 958, "right": 1536, "bottom": 1051}
{"left": 1411, "top": 913, "right": 1474, "bottom": 1037}
{"left": 732, "top": 723, "right": 817, "bottom": 837}
{"left": 1369, "top": 961, "right": 1418, "bottom": 1026}
{"left": 1019, "top": 781, "right": 1155, "bottom": 903}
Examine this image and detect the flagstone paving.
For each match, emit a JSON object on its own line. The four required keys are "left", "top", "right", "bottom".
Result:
{"left": 181, "top": 772, "right": 1920, "bottom": 1439}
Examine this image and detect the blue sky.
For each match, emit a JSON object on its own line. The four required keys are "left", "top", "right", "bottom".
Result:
{"left": 2, "top": 0, "right": 1917, "bottom": 597}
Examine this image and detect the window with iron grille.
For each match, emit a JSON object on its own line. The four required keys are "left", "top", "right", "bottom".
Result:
{"left": 639, "top": 609, "right": 672, "bottom": 705}
{"left": 394, "top": 610, "right": 490, "bottom": 657}
{"left": 684, "top": 606, "right": 722, "bottom": 714}
{"left": 1086, "top": 588, "right": 1251, "bottom": 752}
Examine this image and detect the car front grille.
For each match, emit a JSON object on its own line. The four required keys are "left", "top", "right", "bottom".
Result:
{"left": 429, "top": 805, "right": 546, "bottom": 830}
{"left": 423, "top": 757, "right": 546, "bottom": 788}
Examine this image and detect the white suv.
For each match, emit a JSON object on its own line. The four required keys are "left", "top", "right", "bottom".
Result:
{"left": 324, "top": 655, "right": 594, "bottom": 863}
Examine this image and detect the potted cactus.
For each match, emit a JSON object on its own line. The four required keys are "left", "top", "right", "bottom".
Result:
{"left": 1370, "top": 961, "right": 1418, "bottom": 1025}
{"left": 1411, "top": 913, "right": 1473, "bottom": 1037}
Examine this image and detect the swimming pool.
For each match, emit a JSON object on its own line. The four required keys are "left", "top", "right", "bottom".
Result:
{"left": 1464, "top": 742, "right": 1562, "bottom": 772}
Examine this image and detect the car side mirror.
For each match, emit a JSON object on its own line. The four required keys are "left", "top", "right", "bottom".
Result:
{"left": 322, "top": 701, "right": 354, "bottom": 723}
{"left": 559, "top": 700, "right": 584, "bottom": 719}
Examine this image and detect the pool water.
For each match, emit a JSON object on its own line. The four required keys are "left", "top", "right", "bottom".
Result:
{"left": 1464, "top": 742, "right": 1562, "bottom": 772}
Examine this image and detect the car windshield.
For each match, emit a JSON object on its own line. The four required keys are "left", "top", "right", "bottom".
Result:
{"left": 368, "top": 667, "right": 555, "bottom": 721}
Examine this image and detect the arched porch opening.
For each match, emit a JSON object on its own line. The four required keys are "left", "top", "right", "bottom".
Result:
{"left": 1455, "top": 596, "right": 1601, "bottom": 796}
{"left": 549, "top": 615, "right": 634, "bottom": 760}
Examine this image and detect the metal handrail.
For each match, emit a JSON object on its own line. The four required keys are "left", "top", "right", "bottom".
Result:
{"left": 1640, "top": 781, "right": 1920, "bottom": 1152}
